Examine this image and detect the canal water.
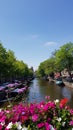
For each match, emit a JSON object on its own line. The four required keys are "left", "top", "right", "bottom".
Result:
{"left": 27, "top": 78, "right": 73, "bottom": 108}
{"left": 1, "top": 78, "right": 73, "bottom": 108}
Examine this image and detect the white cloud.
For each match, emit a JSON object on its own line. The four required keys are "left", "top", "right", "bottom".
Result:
{"left": 44, "top": 41, "right": 56, "bottom": 46}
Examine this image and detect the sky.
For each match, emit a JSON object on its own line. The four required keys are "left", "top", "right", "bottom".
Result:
{"left": 0, "top": 0, "right": 73, "bottom": 70}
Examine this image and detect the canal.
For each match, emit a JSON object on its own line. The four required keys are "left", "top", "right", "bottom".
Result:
{"left": 1, "top": 78, "right": 73, "bottom": 108}
{"left": 27, "top": 78, "right": 73, "bottom": 108}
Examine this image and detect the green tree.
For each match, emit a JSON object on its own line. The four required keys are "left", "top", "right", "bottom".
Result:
{"left": 44, "top": 58, "right": 55, "bottom": 75}
{"left": 55, "top": 42, "right": 73, "bottom": 71}
{"left": 6, "top": 50, "right": 16, "bottom": 81}
{"left": 14, "top": 60, "right": 28, "bottom": 79}
{"left": 37, "top": 62, "right": 45, "bottom": 77}
{"left": 37, "top": 57, "right": 55, "bottom": 77}
{"left": 0, "top": 42, "right": 34, "bottom": 82}
{"left": 0, "top": 43, "right": 7, "bottom": 82}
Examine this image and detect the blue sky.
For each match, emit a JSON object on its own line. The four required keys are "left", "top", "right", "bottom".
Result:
{"left": 0, "top": 0, "right": 73, "bottom": 70}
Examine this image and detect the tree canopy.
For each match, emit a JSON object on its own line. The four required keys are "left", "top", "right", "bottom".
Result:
{"left": 0, "top": 42, "right": 34, "bottom": 82}
{"left": 37, "top": 42, "right": 73, "bottom": 77}
{"left": 55, "top": 42, "right": 73, "bottom": 71}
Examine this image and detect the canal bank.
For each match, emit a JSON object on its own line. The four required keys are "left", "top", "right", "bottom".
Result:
{"left": 48, "top": 76, "right": 73, "bottom": 89}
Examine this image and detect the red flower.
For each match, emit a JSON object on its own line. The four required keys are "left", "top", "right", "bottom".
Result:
{"left": 60, "top": 98, "right": 68, "bottom": 108}
{"left": 20, "top": 115, "right": 28, "bottom": 123}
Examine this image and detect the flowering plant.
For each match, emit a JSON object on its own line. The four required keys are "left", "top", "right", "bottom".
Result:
{"left": 0, "top": 96, "right": 73, "bottom": 130}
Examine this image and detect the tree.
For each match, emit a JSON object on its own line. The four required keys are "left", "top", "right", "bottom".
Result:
{"left": 0, "top": 43, "right": 7, "bottom": 82}
{"left": 14, "top": 60, "right": 28, "bottom": 79}
{"left": 37, "top": 42, "right": 73, "bottom": 77}
{"left": 37, "top": 57, "right": 56, "bottom": 77}
{"left": 6, "top": 50, "right": 16, "bottom": 81}
{"left": 44, "top": 58, "right": 55, "bottom": 75}
{"left": 37, "top": 62, "right": 45, "bottom": 77}
{"left": 55, "top": 42, "right": 73, "bottom": 71}
{"left": 0, "top": 42, "right": 35, "bottom": 82}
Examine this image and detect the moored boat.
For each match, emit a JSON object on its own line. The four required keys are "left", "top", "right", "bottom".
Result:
{"left": 55, "top": 78, "right": 64, "bottom": 86}
{"left": 0, "top": 81, "right": 28, "bottom": 103}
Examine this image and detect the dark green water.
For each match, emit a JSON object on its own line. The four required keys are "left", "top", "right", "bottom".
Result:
{"left": 27, "top": 78, "right": 73, "bottom": 108}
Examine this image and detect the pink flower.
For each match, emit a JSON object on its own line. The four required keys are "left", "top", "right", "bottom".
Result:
{"left": 70, "top": 120, "right": 73, "bottom": 126}
{"left": 0, "top": 115, "right": 6, "bottom": 123}
{"left": 48, "top": 101, "right": 55, "bottom": 109}
{"left": 37, "top": 122, "right": 45, "bottom": 128}
{"left": 0, "top": 125, "right": 2, "bottom": 130}
{"left": 29, "top": 103, "right": 36, "bottom": 114}
{"left": 70, "top": 109, "right": 73, "bottom": 115}
{"left": 45, "top": 122, "right": 50, "bottom": 130}
{"left": 47, "top": 117, "right": 51, "bottom": 123}
{"left": 43, "top": 104, "right": 49, "bottom": 111}
{"left": 5, "top": 128, "right": 10, "bottom": 130}
{"left": 32, "top": 114, "right": 39, "bottom": 122}
{"left": 45, "top": 96, "right": 50, "bottom": 100}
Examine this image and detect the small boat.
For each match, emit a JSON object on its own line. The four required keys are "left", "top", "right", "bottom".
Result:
{"left": 55, "top": 78, "right": 64, "bottom": 86}
{"left": 0, "top": 80, "right": 28, "bottom": 103}
{"left": 10, "top": 86, "right": 28, "bottom": 97}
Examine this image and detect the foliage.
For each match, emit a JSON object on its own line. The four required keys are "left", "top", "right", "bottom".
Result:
{"left": 37, "top": 42, "right": 73, "bottom": 77}
{"left": 37, "top": 57, "right": 56, "bottom": 77}
{"left": 0, "top": 43, "right": 7, "bottom": 80}
{"left": 28, "top": 68, "right": 34, "bottom": 77}
{"left": 0, "top": 97, "right": 73, "bottom": 129}
{"left": 14, "top": 60, "right": 29, "bottom": 78}
{"left": 55, "top": 42, "right": 73, "bottom": 71}
{"left": 37, "top": 62, "right": 45, "bottom": 77}
{"left": 5, "top": 50, "right": 16, "bottom": 79}
{"left": 0, "top": 42, "right": 33, "bottom": 82}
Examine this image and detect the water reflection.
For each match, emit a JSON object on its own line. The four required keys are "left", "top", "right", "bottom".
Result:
{"left": 61, "top": 87, "right": 71, "bottom": 99}
{"left": 27, "top": 78, "right": 73, "bottom": 108}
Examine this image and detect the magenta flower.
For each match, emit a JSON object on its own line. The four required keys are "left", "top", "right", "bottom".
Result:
{"left": 43, "top": 103, "right": 49, "bottom": 111}
{"left": 0, "top": 96, "right": 72, "bottom": 129}
{"left": 0, "top": 125, "right": 2, "bottom": 130}
{"left": 37, "top": 122, "right": 45, "bottom": 128}
{"left": 47, "top": 117, "right": 51, "bottom": 123}
{"left": 70, "top": 109, "right": 73, "bottom": 115}
{"left": 32, "top": 114, "right": 39, "bottom": 122}
{"left": 29, "top": 103, "right": 37, "bottom": 115}
{"left": 48, "top": 101, "right": 56, "bottom": 109}
{"left": 45, "top": 122, "right": 50, "bottom": 130}
{"left": 70, "top": 120, "right": 73, "bottom": 126}
{"left": 45, "top": 96, "right": 50, "bottom": 100}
